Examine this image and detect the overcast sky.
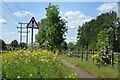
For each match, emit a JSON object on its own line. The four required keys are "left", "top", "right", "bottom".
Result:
{"left": 0, "top": 0, "right": 119, "bottom": 44}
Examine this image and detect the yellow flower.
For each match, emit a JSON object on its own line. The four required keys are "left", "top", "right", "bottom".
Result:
{"left": 75, "top": 73, "right": 77, "bottom": 75}
{"left": 69, "top": 76, "right": 71, "bottom": 78}
{"left": 3, "top": 78, "right": 6, "bottom": 80}
{"left": 114, "top": 61, "right": 117, "bottom": 64}
{"left": 17, "top": 76, "right": 21, "bottom": 78}
{"left": 65, "top": 77, "right": 67, "bottom": 78}
{"left": 71, "top": 74, "right": 73, "bottom": 76}
{"left": 5, "top": 59, "right": 7, "bottom": 63}
{"left": 62, "top": 60, "right": 63, "bottom": 62}
{"left": 29, "top": 74, "right": 32, "bottom": 76}
{"left": 92, "top": 54, "right": 99, "bottom": 58}
{"left": 73, "top": 77, "right": 75, "bottom": 78}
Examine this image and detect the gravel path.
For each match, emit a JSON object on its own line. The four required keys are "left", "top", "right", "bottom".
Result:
{"left": 63, "top": 61, "right": 100, "bottom": 79}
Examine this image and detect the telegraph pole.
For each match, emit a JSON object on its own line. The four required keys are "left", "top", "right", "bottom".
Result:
{"left": 17, "top": 22, "right": 29, "bottom": 46}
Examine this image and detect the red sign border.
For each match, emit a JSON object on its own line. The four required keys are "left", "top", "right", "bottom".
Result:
{"left": 26, "top": 17, "right": 39, "bottom": 29}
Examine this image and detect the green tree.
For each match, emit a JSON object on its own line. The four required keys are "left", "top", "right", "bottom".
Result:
{"left": 45, "top": 3, "right": 67, "bottom": 50}
{"left": 61, "top": 41, "right": 67, "bottom": 50}
{"left": 76, "top": 11, "right": 120, "bottom": 51}
{"left": 36, "top": 3, "right": 68, "bottom": 51}
{"left": 0, "top": 39, "right": 6, "bottom": 50}
{"left": 68, "top": 42, "right": 74, "bottom": 51}
{"left": 19, "top": 42, "right": 27, "bottom": 49}
{"left": 10, "top": 40, "right": 18, "bottom": 48}
{"left": 35, "top": 18, "right": 47, "bottom": 48}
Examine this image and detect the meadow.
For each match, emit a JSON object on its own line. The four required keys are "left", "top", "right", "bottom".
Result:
{"left": 2, "top": 49, "right": 77, "bottom": 78}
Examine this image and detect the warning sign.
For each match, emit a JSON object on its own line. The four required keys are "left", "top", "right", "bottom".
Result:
{"left": 26, "top": 17, "right": 39, "bottom": 29}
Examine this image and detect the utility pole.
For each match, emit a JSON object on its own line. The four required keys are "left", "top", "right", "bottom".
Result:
{"left": 17, "top": 22, "right": 29, "bottom": 46}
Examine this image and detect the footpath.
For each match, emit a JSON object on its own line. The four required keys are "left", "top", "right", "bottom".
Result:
{"left": 63, "top": 61, "right": 100, "bottom": 80}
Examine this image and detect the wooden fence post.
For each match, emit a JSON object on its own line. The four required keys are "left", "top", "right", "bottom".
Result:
{"left": 111, "top": 52, "right": 114, "bottom": 66}
{"left": 81, "top": 51, "right": 83, "bottom": 61}
{"left": 86, "top": 50, "right": 88, "bottom": 61}
{"left": 92, "top": 50, "right": 94, "bottom": 62}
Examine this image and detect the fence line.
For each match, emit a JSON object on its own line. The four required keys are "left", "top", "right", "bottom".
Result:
{"left": 62, "top": 50, "right": 120, "bottom": 66}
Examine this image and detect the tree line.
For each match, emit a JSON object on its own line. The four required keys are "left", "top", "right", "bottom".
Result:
{"left": 35, "top": 3, "right": 120, "bottom": 52}
{"left": 75, "top": 11, "right": 120, "bottom": 52}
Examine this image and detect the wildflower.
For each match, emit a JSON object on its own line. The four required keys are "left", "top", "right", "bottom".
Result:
{"left": 69, "top": 76, "right": 71, "bottom": 78}
{"left": 17, "top": 76, "right": 21, "bottom": 78}
{"left": 75, "top": 73, "right": 77, "bottom": 75}
{"left": 5, "top": 59, "right": 7, "bottom": 63}
{"left": 71, "top": 74, "right": 73, "bottom": 76}
{"left": 114, "top": 61, "right": 117, "bottom": 64}
{"left": 92, "top": 54, "right": 99, "bottom": 58}
{"left": 65, "top": 77, "right": 67, "bottom": 78}
{"left": 3, "top": 78, "right": 6, "bottom": 80}
{"left": 73, "top": 77, "right": 75, "bottom": 78}
{"left": 29, "top": 74, "right": 32, "bottom": 76}
{"left": 62, "top": 60, "right": 63, "bottom": 62}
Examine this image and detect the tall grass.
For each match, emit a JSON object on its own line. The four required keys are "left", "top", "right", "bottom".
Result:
{"left": 2, "top": 49, "right": 77, "bottom": 78}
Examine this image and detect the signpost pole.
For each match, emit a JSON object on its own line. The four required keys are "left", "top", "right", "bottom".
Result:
{"left": 26, "top": 17, "right": 39, "bottom": 52}
{"left": 31, "top": 28, "right": 33, "bottom": 52}
{"left": 31, "top": 19, "right": 34, "bottom": 52}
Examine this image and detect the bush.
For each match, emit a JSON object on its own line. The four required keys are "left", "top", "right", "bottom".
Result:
{"left": 95, "top": 28, "right": 113, "bottom": 66}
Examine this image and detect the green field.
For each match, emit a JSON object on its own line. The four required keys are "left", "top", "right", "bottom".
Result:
{"left": 2, "top": 49, "right": 77, "bottom": 78}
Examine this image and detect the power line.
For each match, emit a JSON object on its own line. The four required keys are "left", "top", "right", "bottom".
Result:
{"left": 2, "top": 0, "right": 21, "bottom": 22}
{"left": 1, "top": 3, "right": 19, "bottom": 23}
{"left": 14, "top": 0, "right": 26, "bottom": 22}
{"left": 14, "top": 0, "right": 31, "bottom": 22}
{"left": 2, "top": 15, "right": 17, "bottom": 29}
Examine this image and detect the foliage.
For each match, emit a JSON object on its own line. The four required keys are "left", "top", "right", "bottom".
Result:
{"left": 68, "top": 42, "right": 74, "bottom": 51}
{"left": 61, "top": 41, "right": 67, "bottom": 50}
{"left": 19, "top": 42, "right": 27, "bottom": 49}
{"left": 35, "top": 3, "right": 68, "bottom": 51}
{"left": 10, "top": 40, "right": 18, "bottom": 48}
{"left": 76, "top": 11, "right": 120, "bottom": 51}
{"left": 2, "top": 49, "right": 77, "bottom": 78}
{"left": 35, "top": 19, "right": 46, "bottom": 48}
{"left": 95, "top": 28, "right": 113, "bottom": 66}
{"left": 0, "top": 39, "right": 6, "bottom": 50}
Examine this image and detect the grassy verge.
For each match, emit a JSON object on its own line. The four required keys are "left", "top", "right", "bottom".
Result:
{"left": 59, "top": 55, "right": 118, "bottom": 78}
{"left": 2, "top": 49, "right": 77, "bottom": 78}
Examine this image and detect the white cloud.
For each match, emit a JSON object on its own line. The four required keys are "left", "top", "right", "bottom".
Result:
{"left": 65, "top": 37, "right": 77, "bottom": 43}
{"left": 14, "top": 11, "right": 34, "bottom": 17}
{"left": 0, "top": 19, "right": 7, "bottom": 23}
{"left": 63, "top": 11, "right": 92, "bottom": 28}
{"left": 67, "top": 37, "right": 77, "bottom": 40}
{"left": 97, "top": 3, "right": 118, "bottom": 12}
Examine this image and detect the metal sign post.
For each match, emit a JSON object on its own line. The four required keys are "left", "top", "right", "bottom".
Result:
{"left": 26, "top": 17, "right": 39, "bottom": 52}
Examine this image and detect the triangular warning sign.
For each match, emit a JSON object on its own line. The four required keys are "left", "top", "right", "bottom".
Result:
{"left": 26, "top": 17, "right": 39, "bottom": 29}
